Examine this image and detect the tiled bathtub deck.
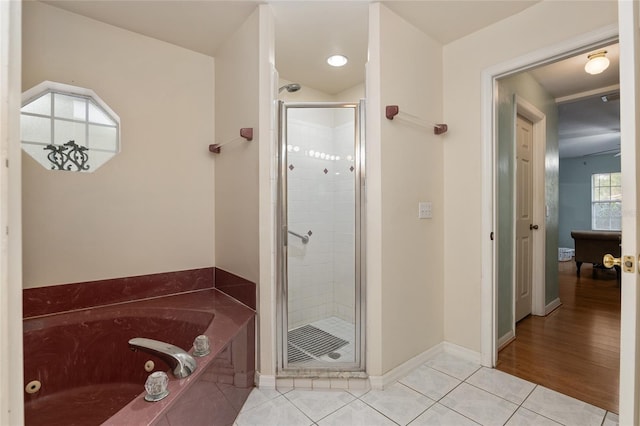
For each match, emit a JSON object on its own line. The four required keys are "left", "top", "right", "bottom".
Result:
{"left": 235, "top": 352, "right": 619, "bottom": 426}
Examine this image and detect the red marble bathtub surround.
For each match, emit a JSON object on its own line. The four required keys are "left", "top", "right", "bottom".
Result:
{"left": 23, "top": 267, "right": 215, "bottom": 318}
{"left": 105, "top": 290, "right": 256, "bottom": 426}
{"left": 150, "top": 321, "right": 255, "bottom": 426}
{"left": 24, "top": 288, "right": 256, "bottom": 426}
{"left": 214, "top": 268, "right": 256, "bottom": 310}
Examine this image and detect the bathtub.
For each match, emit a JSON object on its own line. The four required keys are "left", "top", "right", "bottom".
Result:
{"left": 23, "top": 287, "right": 255, "bottom": 426}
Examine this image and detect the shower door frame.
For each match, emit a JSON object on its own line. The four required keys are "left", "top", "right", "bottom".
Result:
{"left": 276, "top": 100, "right": 366, "bottom": 375}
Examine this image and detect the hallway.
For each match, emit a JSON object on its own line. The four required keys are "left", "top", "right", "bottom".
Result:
{"left": 497, "top": 260, "right": 621, "bottom": 413}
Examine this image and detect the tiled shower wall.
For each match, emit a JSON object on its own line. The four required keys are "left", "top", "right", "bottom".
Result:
{"left": 287, "top": 108, "right": 356, "bottom": 329}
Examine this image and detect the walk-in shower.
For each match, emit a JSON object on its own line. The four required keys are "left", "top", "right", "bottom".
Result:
{"left": 277, "top": 101, "right": 365, "bottom": 373}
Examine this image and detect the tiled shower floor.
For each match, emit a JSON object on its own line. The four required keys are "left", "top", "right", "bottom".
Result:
{"left": 235, "top": 351, "right": 620, "bottom": 426}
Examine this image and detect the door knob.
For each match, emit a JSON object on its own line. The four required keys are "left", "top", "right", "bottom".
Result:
{"left": 604, "top": 254, "right": 635, "bottom": 272}
{"left": 603, "top": 254, "right": 621, "bottom": 268}
{"left": 529, "top": 224, "right": 539, "bottom": 230}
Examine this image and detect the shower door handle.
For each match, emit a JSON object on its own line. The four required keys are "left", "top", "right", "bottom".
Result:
{"left": 288, "top": 230, "right": 310, "bottom": 244}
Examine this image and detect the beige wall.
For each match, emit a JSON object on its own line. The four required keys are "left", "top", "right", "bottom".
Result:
{"left": 442, "top": 1, "right": 618, "bottom": 351}
{"left": 214, "top": 9, "right": 261, "bottom": 284}
{"left": 277, "top": 79, "right": 364, "bottom": 103}
{"left": 21, "top": 2, "right": 215, "bottom": 288}
{"left": 336, "top": 83, "right": 365, "bottom": 103}
{"left": 367, "top": 3, "right": 445, "bottom": 375}
{"left": 278, "top": 78, "right": 335, "bottom": 102}
{"left": 215, "top": 6, "right": 277, "bottom": 377}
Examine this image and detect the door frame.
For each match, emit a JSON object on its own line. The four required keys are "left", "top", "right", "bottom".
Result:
{"left": 0, "top": 1, "right": 23, "bottom": 424}
{"left": 616, "top": 0, "right": 639, "bottom": 421}
{"left": 480, "top": 24, "right": 619, "bottom": 367}
{"left": 514, "top": 96, "right": 547, "bottom": 320}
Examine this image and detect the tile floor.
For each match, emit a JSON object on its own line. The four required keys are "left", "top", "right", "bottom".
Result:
{"left": 235, "top": 352, "right": 620, "bottom": 426}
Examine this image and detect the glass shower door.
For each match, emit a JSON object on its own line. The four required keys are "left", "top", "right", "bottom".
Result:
{"left": 278, "top": 102, "right": 364, "bottom": 372}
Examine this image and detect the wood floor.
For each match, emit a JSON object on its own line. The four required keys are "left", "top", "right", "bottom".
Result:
{"left": 497, "top": 260, "right": 621, "bottom": 413}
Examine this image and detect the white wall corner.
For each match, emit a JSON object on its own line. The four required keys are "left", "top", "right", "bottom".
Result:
{"left": 545, "top": 297, "right": 562, "bottom": 315}
{"left": 256, "top": 372, "right": 277, "bottom": 390}
{"left": 441, "top": 341, "right": 482, "bottom": 365}
{"left": 497, "top": 330, "right": 516, "bottom": 351}
{"left": 364, "top": 1, "right": 384, "bottom": 378}
{"left": 369, "top": 343, "right": 445, "bottom": 390}
{"left": 1, "top": 1, "right": 23, "bottom": 424}
{"left": 257, "top": 2, "right": 277, "bottom": 378}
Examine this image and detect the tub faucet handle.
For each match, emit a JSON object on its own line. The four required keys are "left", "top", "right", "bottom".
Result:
{"left": 144, "top": 371, "right": 170, "bottom": 402}
{"left": 193, "top": 335, "right": 211, "bottom": 357}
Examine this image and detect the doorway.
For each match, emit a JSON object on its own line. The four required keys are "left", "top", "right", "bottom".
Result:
{"left": 277, "top": 101, "right": 365, "bottom": 374}
{"left": 489, "top": 35, "right": 621, "bottom": 411}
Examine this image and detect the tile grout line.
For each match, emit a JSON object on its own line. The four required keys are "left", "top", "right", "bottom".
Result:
{"left": 410, "top": 364, "right": 531, "bottom": 426}
{"left": 353, "top": 395, "right": 405, "bottom": 426}
{"left": 284, "top": 389, "right": 357, "bottom": 425}
{"left": 499, "top": 384, "right": 535, "bottom": 426}
{"left": 437, "top": 385, "right": 487, "bottom": 426}
{"left": 461, "top": 373, "right": 564, "bottom": 425}
{"left": 279, "top": 391, "right": 319, "bottom": 426}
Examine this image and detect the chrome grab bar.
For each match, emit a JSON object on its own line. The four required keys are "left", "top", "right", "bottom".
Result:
{"left": 288, "top": 230, "right": 310, "bottom": 244}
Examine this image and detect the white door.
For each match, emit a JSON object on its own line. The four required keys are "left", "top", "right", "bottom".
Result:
{"left": 618, "top": 0, "right": 640, "bottom": 423}
{"left": 515, "top": 115, "right": 533, "bottom": 322}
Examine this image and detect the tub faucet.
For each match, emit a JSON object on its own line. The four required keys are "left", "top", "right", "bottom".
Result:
{"left": 129, "top": 337, "right": 197, "bottom": 379}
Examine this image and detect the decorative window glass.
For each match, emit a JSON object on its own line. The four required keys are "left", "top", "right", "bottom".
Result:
{"left": 592, "top": 172, "right": 622, "bottom": 231}
{"left": 21, "top": 81, "right": 120, "bottom": 172}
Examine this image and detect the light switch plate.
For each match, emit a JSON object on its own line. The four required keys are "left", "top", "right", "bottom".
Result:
{"left": 418, "top": 202, "right": 432, "bottom": 219}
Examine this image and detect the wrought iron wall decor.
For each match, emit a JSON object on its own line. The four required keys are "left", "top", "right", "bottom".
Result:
{"left": 44, "top": 140, "right": 90, "bottom": 172}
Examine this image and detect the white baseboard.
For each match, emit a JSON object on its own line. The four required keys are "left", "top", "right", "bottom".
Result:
{"left": 497, "top": 330, "right": 515, "bottom": 351}
{"left": 256, "top": 372, "right": 276, "bottom": 389}
{"left": 545, "top": 297, "right": 562, "bottom": 315}
{"left": 369, "top": 343, "right": 444, "bottom": 390}
{"left": 442, "top": 341, "right": 482, "bottom": 364}
{"left": 259, "top": 341, "right": 483, "bottom": 392}
{"left": 368, "top": 342, "right": 482, "bottom": 390}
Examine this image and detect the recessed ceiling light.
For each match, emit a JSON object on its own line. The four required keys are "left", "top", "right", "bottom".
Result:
{"left": 327, "top": 54, "right": 348, "bottom": 67}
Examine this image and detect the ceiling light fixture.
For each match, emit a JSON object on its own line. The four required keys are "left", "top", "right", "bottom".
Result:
{"left": 327, "top": 54, "right": 348, "bottom": 67}
{"left": 584, "top": 50, "right": 610, "bottom": 75}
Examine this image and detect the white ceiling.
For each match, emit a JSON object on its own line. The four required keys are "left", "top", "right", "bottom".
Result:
{"left": 39, "top": 0, "right": 619, "bottom": 158}
{"left": 41, "top": 0, "right": 542, "bottom": 94}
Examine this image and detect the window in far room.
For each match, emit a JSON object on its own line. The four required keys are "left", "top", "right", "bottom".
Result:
{"left": 592, "top": 172, "right": 621, "bottom": 231}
